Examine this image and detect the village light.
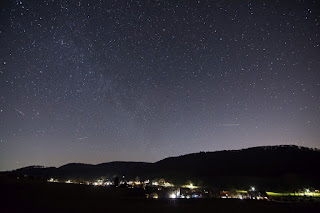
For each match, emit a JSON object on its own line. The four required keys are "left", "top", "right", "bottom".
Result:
{"left": 182, "top": 183, "right": 198, "bottom": 189}
{"left": 170, "top": 193, "right": 177, "bottom": 199}
{"left": 163, "top": 182, "right": 173, "bottom": 187}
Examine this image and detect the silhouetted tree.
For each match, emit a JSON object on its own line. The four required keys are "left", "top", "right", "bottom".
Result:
{"left": 114, "top": 176, "right": 119, "bottom": 187}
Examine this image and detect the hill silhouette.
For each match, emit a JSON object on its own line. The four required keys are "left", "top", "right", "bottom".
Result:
{"left": 9, "top": 145, "right": 320, "bottom": 190}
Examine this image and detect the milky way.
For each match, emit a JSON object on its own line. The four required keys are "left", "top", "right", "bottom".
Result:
{"left": 0, "top": 0, "right": 319, "bottom": 170}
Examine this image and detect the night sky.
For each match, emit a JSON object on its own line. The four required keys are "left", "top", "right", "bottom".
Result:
{"left": 0, "top": 0, "right": 319, "bottom": 171}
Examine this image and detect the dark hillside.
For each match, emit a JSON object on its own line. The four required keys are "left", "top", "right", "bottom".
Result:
{"left": 10, "top": 145, "right": 320, "bottom": 190}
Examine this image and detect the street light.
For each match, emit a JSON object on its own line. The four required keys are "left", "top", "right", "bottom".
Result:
{"left": 170, "top": 193, "right": 177, "bottom": 199}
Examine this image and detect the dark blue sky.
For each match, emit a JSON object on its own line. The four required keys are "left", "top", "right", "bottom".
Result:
{"left": 0, "top": 0, "right": 319, "bottom": 171}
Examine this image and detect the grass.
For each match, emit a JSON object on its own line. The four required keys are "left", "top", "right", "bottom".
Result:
{"left": 236, "top": 190, "right": 248, "bottom": 193}
{"left": 266, "top": 192, "right": 320, "bottom": 197}
{"left": 235, "top": 190, "right": 320, "bottom": 197}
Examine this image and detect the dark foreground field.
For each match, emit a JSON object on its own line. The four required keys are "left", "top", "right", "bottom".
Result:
{"left": 1, "top": 179, "right": 319, "bottom": 213}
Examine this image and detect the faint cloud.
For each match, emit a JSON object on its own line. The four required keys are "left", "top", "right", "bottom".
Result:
{"left": 77, "top": 137, "right": 88, "bottom": 140}
{"left": 221, "top": 123, "right": 240, "bottom": 127}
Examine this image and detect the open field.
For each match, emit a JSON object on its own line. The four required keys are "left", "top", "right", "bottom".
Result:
{"left": 266, "top": 191, "right": 320, "bottom": 197}
{"left": 1, "top": 178, "right": 320, "bottom": 213}
{"left": 237, "top": 190, "right": 320, "bottom": 197}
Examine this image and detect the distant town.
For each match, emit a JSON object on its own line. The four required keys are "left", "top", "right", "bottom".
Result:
{"left": 46, "top": 176, "right": 320, "bottom": 201}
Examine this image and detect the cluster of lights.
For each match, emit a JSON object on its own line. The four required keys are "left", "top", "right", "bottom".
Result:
{"left": 163, "top": 182, "right": 174, "bottom": 187}
{"left": 92, "top": 179, "right": 105, "bottom": 186}
{"left": 182, "top": 183, "right": 198, "bottom": 189}
{"left": 144, "top": 180, "right": 150, "bottom": 184}
{"left": 179, "top": 195, "right": 191, "bottom": 199}
{"left": 152, "top": 181, "right": 173, "bottom": 187}
{"left": 47, "top": 178, "right": 58, "bottom": 182}
{"left": 48, "top": 178, "right": 176, "bottom": 188}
